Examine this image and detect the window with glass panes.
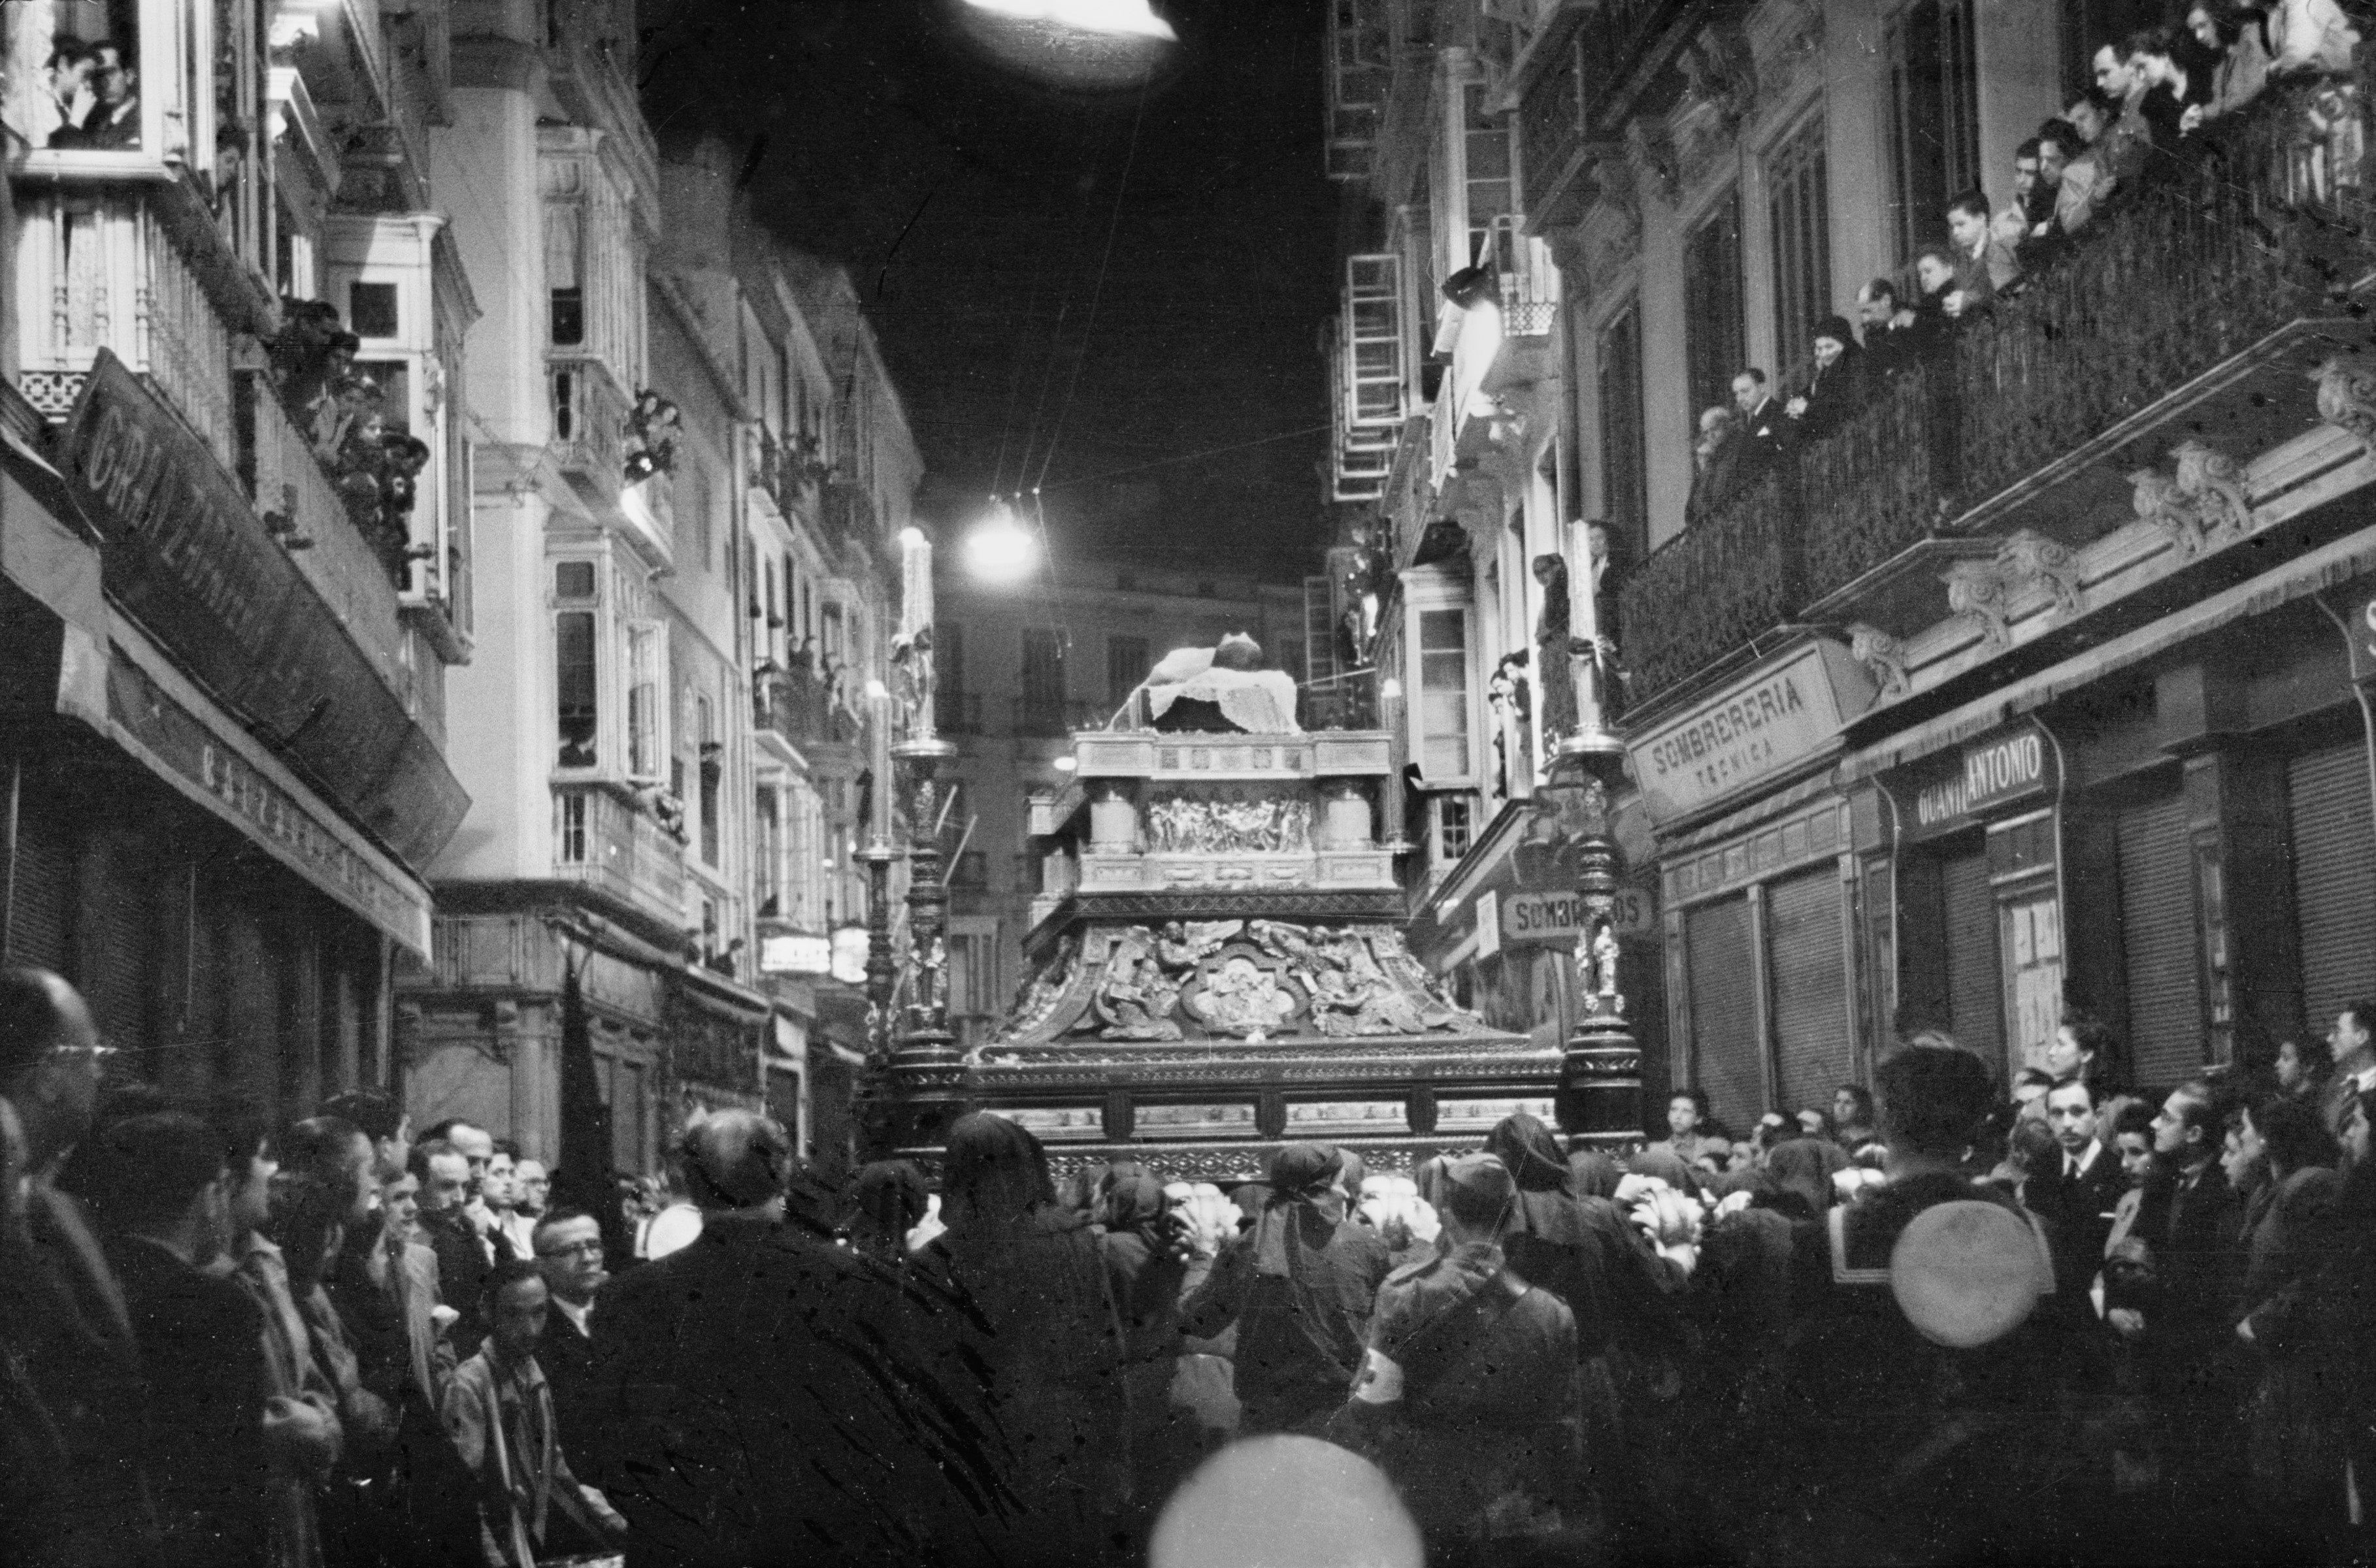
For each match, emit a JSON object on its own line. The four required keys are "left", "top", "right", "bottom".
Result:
{"left": 1885, "top": 0, "right": 1979, "bottom": 267}
{"left": 1683, "top": 192, "right": 1745, "bottom": 431}
{"left": 1766, "top": 115, "right": 1832, "bottom": 389}
{"left": 1418, "top": 608, "right": 1472, "bottom": 780}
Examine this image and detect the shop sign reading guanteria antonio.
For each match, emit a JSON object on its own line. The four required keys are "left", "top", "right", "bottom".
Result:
{"left": 1894, "top": 719, "right": 2055, "bottom": 840}
{"left": 1628, "top": 642, "right": 1873, "bottom": 823}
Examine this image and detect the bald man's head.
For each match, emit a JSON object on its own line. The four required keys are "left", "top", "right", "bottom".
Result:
{"left": 676, "top": 1109, "right": 792, "bottom": 1212}
{"left": 0, "top": 968, "right": 104, "bottom": 1169}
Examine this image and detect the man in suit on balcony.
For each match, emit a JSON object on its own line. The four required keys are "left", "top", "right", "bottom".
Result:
{"left": 78, "top": 42, "right": 138, "bottom": 150}
{"left": 1857, "top": 278, "right": 1923, "bottom": 383}
{"left": 1730, "top": 368, "right": 1793, "bottom": 475}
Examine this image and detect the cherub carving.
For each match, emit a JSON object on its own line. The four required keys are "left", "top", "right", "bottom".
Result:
{"left": 1626, "top": 117, "right": 1682, "bottom": 206}
{"left": 1096, "top": 928, "right": 1183, "bottom": 1040}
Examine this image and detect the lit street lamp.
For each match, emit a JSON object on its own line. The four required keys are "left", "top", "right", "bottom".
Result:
{"left": 965, "top": 500, "right": 1040, "bottom": 584}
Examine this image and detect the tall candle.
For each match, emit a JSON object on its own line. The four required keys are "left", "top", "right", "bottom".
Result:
{"left": 899, "top": 528, "right": 932, "bottom": 640}
{"left": 868, "top": 685, "right": 894, "bottom": 842}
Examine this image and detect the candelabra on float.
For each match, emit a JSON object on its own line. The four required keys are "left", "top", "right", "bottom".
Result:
{"left": 885, "top": 528, "right": 960, "bottom": 1070}
{"left": 1550, "top": 518, "right": 1642, "bottom": 1145}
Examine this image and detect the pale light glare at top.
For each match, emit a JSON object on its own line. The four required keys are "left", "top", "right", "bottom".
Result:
{"left": 963, "top": 0, "right": 1177, "bottom": 40}
{"left": 965, "top": 504, "right": 1040, "bottom": 584}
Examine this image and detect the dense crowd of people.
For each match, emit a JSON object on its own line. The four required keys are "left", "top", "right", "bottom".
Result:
{"left": 14, "top": 949, "right": 2376, "bottom": 1566}
{"left": 1685, "top": 1, "right": 2364, "bottom": 528}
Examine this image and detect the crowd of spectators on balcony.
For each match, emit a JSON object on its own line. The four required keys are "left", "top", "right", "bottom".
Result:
{"left": 1675, "top": 1, "right": 2366, "bottom": 539}
{"left": 269, "top": 301, "right": 431, "bottom": 591}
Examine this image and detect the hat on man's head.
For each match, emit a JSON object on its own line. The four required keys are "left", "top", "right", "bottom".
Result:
{"left": 1439, "top": 1152, "right": 1516, "bottom": 1230}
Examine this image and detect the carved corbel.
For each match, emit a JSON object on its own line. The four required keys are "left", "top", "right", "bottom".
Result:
{"left": 1626, "top": 118, "right": 1682, "bottom": 207}
{"left": 1584, "top": 142, "right": 1639, "bottom": 239}
{"left": 2129, "top": 464, "right": 2203, "bottom": 556}
{"left": 1942, "top": 561, "right": 2013, "bottom": 650}
{"left": 1846, "top": 623, "right": 1911, "bottom": 697}
{"left": 2312, "top": 356, "right": 2376, "bottom": 449}
{"left": 2170, "top": 439, "right": 2253, "bottom": 544}
{"left": 1996, "top": 529, "right": 2083, "bottom": 617}
{"left": 1682, "top": 18, "right": 1758, "bottom": 133}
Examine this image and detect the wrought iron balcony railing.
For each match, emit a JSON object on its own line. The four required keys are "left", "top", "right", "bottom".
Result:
{"left": 1615, "top": 77, "right": 2375, "bottom": 711}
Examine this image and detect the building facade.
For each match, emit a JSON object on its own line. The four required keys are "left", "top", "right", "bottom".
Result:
{"left": 392, "top": 7, "right": 917, "bottom": 1184}
{"left": 1, "top": 0, "right": 472, "bottom": 1123}
{"left": 1327, "top": 0, "right": 2376, "bottom": 1130}
{"left": 936, "top": 561, "right": 1304, "bottom": 1043}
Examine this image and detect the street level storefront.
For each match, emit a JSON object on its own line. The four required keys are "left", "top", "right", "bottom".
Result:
{"left": 403, "top": 899, "right": 773, "bottom": 1179}
{"left": 1837, "top": 536, "right": 2376, "bottom": 1091}
{"left": 1, "top": 380, "right": 455, "bottom": 1124}
{"left": 1875, "top": 719, "right": 2066, "bottom": 1082}
{"left": 1631, "top": 639, "right": 1878, "bottom": 1131}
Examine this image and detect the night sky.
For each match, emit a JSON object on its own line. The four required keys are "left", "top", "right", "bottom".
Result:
{"left": 640, "top": 0, "right": 1339, "bottom": 581}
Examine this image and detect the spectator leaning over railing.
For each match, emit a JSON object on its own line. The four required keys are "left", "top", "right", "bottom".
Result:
{"left": 2027, "top": 116, "right": 2083, "bottom": 263}
{"left": 2093, "top": 41, "right": 2164, "bottom": 177}
{"left": 1857, "top": 276, "right": 1923, "bottom": 382}
{"left": 1994, "top": 139, "right": 2043, "bottom": 251}
{"left": 1785, "top": 317, "right": 1862, "bottom": 438}
{"left": 2057, "top": 90, "right": 2128, "bottom": 233}
{"left": 1912, "top": 246, "right": 1960, "bottom": 338}
{"left": 2185, "top": 1, "right": 2274, "bottom": 134}
{"left": 1946, "top": 189, "right": 2018, "bottom": 312}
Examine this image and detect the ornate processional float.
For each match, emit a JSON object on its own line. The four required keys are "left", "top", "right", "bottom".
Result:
{"left": 858, "top": 533, "right": 1640, "bottom": 1181}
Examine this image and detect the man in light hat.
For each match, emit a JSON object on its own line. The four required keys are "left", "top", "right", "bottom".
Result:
{"left": 1721, "top": 1040, "right": 2074, "bottom": 1565}
{"left": 1328, "top": 1152, "right": 1586, "bottom": 1558}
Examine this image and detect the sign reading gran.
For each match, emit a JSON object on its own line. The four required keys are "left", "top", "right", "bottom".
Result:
{"left": 1628, "top": 641, "right": 1873, "bottom": 823}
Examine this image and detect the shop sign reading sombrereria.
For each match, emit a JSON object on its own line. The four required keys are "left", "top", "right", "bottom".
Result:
{"left": 1628, "top": 640, "right": 1876, "bottom": 824}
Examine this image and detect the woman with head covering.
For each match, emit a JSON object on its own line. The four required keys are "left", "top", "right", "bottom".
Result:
{"left": 1180, "top": 1143, "right": 1391, "bottom": 1436}
{"left": 1785, "top": 314, "right": 1866, "bottom": 438}
{"left": 1624, "top": 1145, "right": 1704, "bottom": 1200}
{"left": 1567, "top": 1145, "right": 1623, "bottom": 1201}
{"left": 1095, "top": 1171, "right": 1196, "bottom": 1526}
{"left": 916, "top": 1115, "right": 1129, "bottom": 1560}
{"left": 842, "top": 1160, "right": 928, "bottom": 1265}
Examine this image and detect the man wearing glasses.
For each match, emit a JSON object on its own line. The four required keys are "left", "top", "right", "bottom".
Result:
{"left": 79, "top": 41, "right": 138, "bottom": 150}
{"left": 530, "top": 1208, "right": 608, "bottom": 1479}
{"left": 1, "top": 965, "right": 153, "bottom": 1563}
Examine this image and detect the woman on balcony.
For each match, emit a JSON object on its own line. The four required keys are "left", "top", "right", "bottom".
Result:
{"left": 1786, "top": 318, "right": 1864, "bottom": 440}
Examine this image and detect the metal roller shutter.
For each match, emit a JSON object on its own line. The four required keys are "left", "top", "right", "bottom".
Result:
{"left": 1769, "top": 866, "right": 1849, "bottom": 1115}
{"left": 3, "top": 791, "right": 73, "bottom": 972}
{"left": 1943, "top": 847, "right": 2002, "bottom": 1064}
{"left": 1686, "top": 897, "right": 1762, "bottom": 1127}
{"left": 2118, "top": 793, "right": 2202, "bottom": 1088}
{"left": 2286, "top": 743, "right": 2376, "bottom": 1036}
